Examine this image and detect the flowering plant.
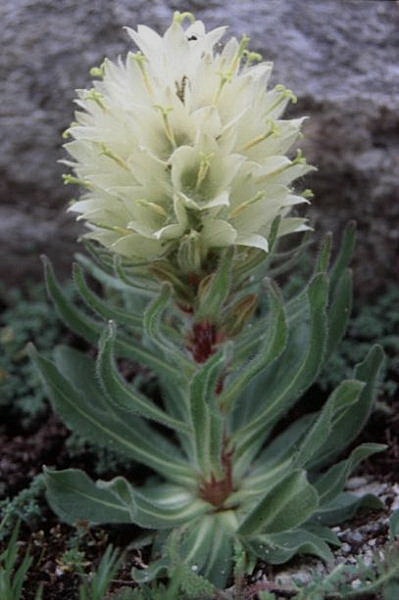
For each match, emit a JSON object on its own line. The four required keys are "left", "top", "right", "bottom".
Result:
{"left": 31, "top": 12, "right": 384, "bottom": 589}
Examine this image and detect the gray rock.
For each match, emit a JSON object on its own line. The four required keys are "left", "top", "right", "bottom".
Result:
{"left": 1, "top": 0, "right": 398, "bottom": 291}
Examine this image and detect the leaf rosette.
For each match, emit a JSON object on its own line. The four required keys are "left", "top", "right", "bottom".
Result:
{"left": 31, "top": 224, "right": 386, "bottom": 588}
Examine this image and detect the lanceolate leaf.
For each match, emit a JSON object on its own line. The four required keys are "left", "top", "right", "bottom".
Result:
{"left": 245, "top": 528, "right": 334, "bottom": 564}
{"left": 313, "top": 492, "right": 383, "bottom": 526}
{"left": 238, "top": 470, "right": 319, "bottom": 536}
{"left": 43, "top": 256, "right": 179, "bottom": 379}
{"left": 309, "top": 344, "right": 384, "bottom": 468}
{"left": 97, "top": 323, "right": 191, "bottom": 434}
{"left": 325, "top": 267, "right": 353, "bottom": 360}
{"left": 73, "top": 262, "right": 143, "bottom": 330}
{"left": 329, "top": 221, "right": 356, "bottom": 294}
{"left": 99, "top": 479, "right": 209, "bottom": 529}
{"left": 189, "top": 347, "right": 228, "bottom": 474}
{"left": 248, "top": 414, "right": 315, "bottom": 477}
{"left": 54, "top": 345, "right": 109, "bottom": 412}
{"left": 76, "top": 252, "right": 134, "bottom": 291}
{"left": 314, "top": 443, "right": 386, "bottom": 506}
{"left": 313, "top": 233, "right": 332, "bottom": 274}
{"left": 177, "top": 513, "right": 235, "bottom": 589}
{"left": 196, "top": 247, "right": 234, "bottom": 321}
{"left": 30, "top": 346, "right": 194, "bottom": 484}
{"left": 45, "top": 468, "right": 208, "bottom": 530}
{"left": 43, "top": 255, "right": 103, "bottom": 345}
{"left": 233, "top": 273, "right": 329, "bottom": 466}
{"left": 293, "top": 379, "right": 364, "bottom": 468}
{"left": 44, "top": 468, "right": 132, "bottom": 524}
{"left": 220, "top": 280, "right": 287, "bottom": 413}
{"left": 143, "top": 283, "right": 193, "bottom": 372}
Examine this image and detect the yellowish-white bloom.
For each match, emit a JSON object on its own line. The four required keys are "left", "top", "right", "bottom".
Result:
{"left": 64, "top": 12, "right": 314, "bottom": 268}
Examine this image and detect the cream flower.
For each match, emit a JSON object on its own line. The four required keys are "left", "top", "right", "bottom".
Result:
{"left": 64, "top": 12, "right": 313, "bottom": 268}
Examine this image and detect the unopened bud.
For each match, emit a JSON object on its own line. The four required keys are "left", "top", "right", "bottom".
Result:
{"left": 149, "top": 260, "right": 192, "bottom": 303}
{"left": 177, "top": 231, "right": 202, "bottom": 274}
{"left": 224, "top": 294, "right": 258, "bottom": 337}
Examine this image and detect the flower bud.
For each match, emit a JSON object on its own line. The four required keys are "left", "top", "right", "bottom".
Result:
{"left": 223, "top": 294, "right": 258, "bottom": 337}
{"left": 177, "top": 231, "right": 203, "bottom": 274}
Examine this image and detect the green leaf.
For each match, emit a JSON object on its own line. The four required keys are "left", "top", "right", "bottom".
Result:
{"left": 30, "top": 346, "right": 193, "bottom": 484}
{"left": 234, "top": 273, "right": 329, "bottom": 466}
{"left": 54, "top": 345, "right": 109, "bottom": 412}
{"left": 196, "top": 247, "right": 233, "bottom": 321}
{"left": 73, "top": 263, "right": 143, "bottom": 329}
{"left": 44, "top": 468, "right": 132, "bottom": 524}
{"left": 313, "top": 492, "right": 383, "bottom": 526}
{"left": 246, "top": 528, "right": 334, "bottom": 564}
{"left": 177, "top": 513, "right": 235, "bottom": 588}
{"left": 76, "top": 252, "right": 133, "bottom": 291}
{"left": 220, "top": 280, "right": 287, "bottom": 414}
{"left": 238, "top": 470, "right": 319, "bottom": 536}
{"left": 43, "top": 257, "right": 179, "bottom": 380}
{"left": 254, "top": 415, "right": 316, "bottom": 469}
{"left": 314, "top": 443, "right": 386, "bottom": 506}
{"left": 131, "top": 556, "right": 170, "bottom": 584}
{"left": 143, "top": 284, "right": 193, "bottom": 372}
{"left": 189, "top": 348, "right": 227, "bottom": 474}
{"left": 43, "top": 255, "right": 103, "bottom": 346}
{"left": 329, "top": 221, "right": 356, "bottom": 294}
{"left": 293, "top": 379, "right": 365, "bottom": 468}
{"left": 45, "top": 467, "right": 209, "bottom": 531}
{"left": 325, "top": 268, "right": 353, "bottom": 360}
{"left": 314, "top": 233, "right": 332, "bottom": 274}
{"left": 99, "top": 480, "right": 209, "bottom": 530}
{"left": 96, "top": 323, "right": 191, "bottom": 434}
{"left": 310, "top": 344, "right": 385, "bottom": 467}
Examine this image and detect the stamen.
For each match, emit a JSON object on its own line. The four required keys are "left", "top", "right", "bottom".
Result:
{"left": 133, "top": 52, "right": 154, "bottom": 97}
{"left": 230, "top": 191, "right": 265, "bottom": 218}
{"left": 100, "top": 144, "right": 129, "bottom": 170}
{"left": 137, "top": 199, "right": 167, "bottom": 217}
{"left": 266, "top": 84, "right": 298, "bottom": 115}
{"left": 85, "top": 89, "right": 107, "bottom": 109}
{"left": 62, "top": 174, "right": 93, "bottom": 189}
{"left": 195, "top": 152, "right": 214, "bottom": 190}
{"left": 154, "top": 105, "right": 176, "bottom": 147}
{"left": 96, "top": 223, "right": 132, "bottom": 235}
{"left": 213, "top": 35, "right": 251, "bottom": 104}
{"left": 243, "top": 49, "right": 263, "bottom": 66}
{"left": 240, "top": 120, "right": 279, "bottom": 152}
{"left": 173, "top": 11, "right": 195, "bottom": 25}
{"left": 89, "top": 61, "right": 106, "bottom": 78}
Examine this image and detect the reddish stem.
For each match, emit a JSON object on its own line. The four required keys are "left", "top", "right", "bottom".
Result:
{"left": 199, "top": 440, "right": 235, "bottom": 508}
{"left": 188, "top": 320, "right": 221, "bottom": 363}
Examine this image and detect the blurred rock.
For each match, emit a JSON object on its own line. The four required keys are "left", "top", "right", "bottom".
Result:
{"left": 1, "top": 0, "right": 398, "bottom": 293}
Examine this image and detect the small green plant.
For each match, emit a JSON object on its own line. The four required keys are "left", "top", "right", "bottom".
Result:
{"left": 0, "top": 475, "right": 45, "bottom": 541}
{"left": 0, "top": 283, "right": 71, "bottom": 428}
{"left": 79, "top": 544, "right": 123, "bottom": 600}
{"left": 108, "top": 563, "right": 214, "bottom": 600}
{"left": 0, "top": 520, "right": 43, "bottom": 600}
{"left": 255, "top": 540, "right": 399, "bottom": 600}
{"left": 30, "top": 11, "right": 386, "bottom": 590}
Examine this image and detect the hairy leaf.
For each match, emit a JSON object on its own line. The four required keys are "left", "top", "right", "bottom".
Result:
{"left": 238, "top": 470, "right": 319, "bottom": 536}
{"left": 44, "top": 468, "right": 132, "bottom": 524}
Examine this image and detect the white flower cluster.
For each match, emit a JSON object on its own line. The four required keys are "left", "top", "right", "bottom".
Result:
{"left": 64, "top": 12, "right": 313, "bottom": 269}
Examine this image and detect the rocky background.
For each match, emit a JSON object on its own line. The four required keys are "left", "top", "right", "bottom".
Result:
{"left": 1, "top": 0, "right": 398, "bottom": 295}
